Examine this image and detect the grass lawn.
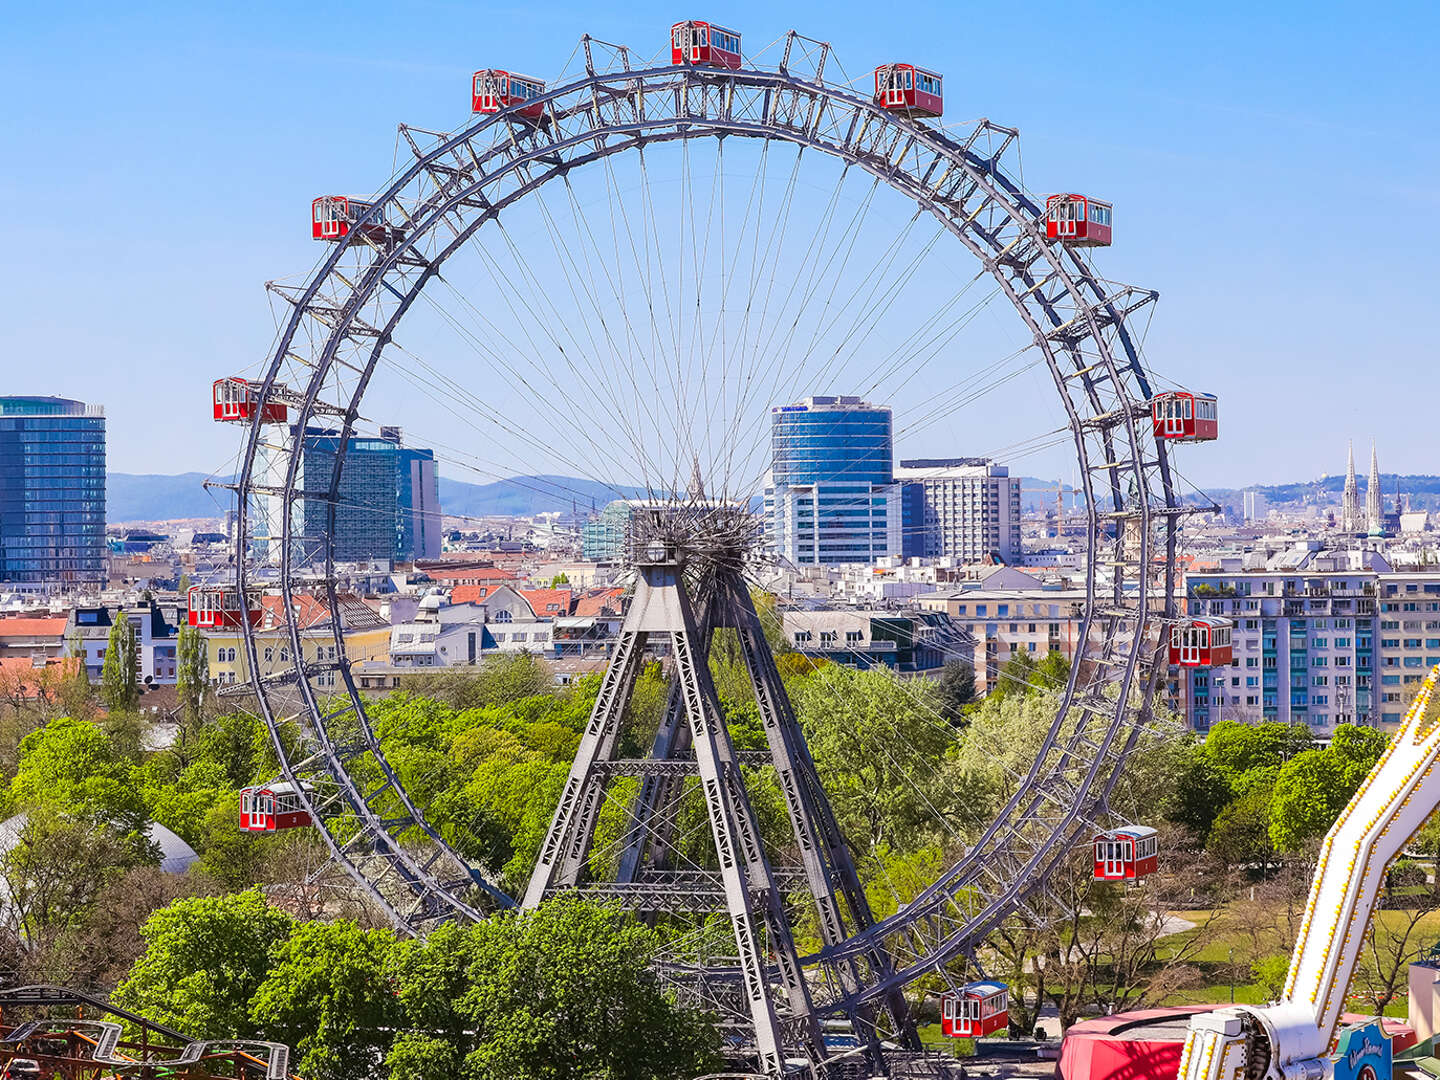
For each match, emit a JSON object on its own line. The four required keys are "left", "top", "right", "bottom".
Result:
{"left": 1150, "top": 907, "right": 1437, "bottom": 1015}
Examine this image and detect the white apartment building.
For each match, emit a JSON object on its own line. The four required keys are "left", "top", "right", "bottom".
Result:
{"left": 895, "top": 459, "right": 1022, "bottom": 564}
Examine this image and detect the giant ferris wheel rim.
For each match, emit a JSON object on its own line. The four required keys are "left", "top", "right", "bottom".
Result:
{"left": 231, "top": 37, "right": 1181, "bottom": 1000}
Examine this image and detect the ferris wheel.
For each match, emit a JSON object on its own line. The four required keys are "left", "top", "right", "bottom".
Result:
{"left": 205, "top": 21, "right": 1220, "bottom": 1076}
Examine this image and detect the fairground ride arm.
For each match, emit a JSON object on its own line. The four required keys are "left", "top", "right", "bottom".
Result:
{"left": 1180, "top": 665, "right": 1440, "bottom": 1080}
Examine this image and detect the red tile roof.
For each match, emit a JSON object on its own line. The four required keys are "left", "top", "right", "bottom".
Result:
{"left": 573, "top": 588, "right": 626, "bottom": 618}
{"left": 452, "top": 584, "right": 505, "bottom": 605}
{"left": 0, "top": 656, "right": 80, "bottom": 698}
{"left": 0, "top": 617, "right": 69, "bottom": 639}
{"left": 518, "top": 589, "right": 573, "bottom": 617}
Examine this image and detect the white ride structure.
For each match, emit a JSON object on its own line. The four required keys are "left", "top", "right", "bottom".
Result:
{"left": 1180, "top": 666, "right": 1440, "bottom": 1080}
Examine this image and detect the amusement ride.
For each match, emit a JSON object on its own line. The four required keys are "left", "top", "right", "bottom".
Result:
{"left": 193, "top": 18, "right": 1254, "bottom": 1077}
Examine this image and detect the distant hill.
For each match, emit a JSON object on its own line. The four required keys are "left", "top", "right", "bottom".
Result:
{"left": 108, "top": 473, "right": 227, "bottom": 522}
{"left": 104, "top": 469, "right": 1440, "bottom": 525}
{"left": 440, "top": 475, "right": 651, "bottom": 518}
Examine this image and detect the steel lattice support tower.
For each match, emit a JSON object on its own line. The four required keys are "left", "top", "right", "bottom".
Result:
{"left": 522, "top": 532, "right": 911, "bottom": 1073}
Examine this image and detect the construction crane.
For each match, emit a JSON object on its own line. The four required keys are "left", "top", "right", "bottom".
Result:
{"left": 1179, "top": 666, "right": 1440, "bottom": 1080}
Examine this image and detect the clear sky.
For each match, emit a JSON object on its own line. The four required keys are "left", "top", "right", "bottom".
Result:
{"left": 2, "top": 0, "right": 1437, "bottom": 492}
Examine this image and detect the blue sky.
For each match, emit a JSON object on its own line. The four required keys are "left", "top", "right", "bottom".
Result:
{"left": 2, "top": 0, "right": 1437, "bottom": 492}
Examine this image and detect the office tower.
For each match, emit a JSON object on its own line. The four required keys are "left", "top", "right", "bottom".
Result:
{"left": 764, "top": 396, "right": 901, "bottom": 566}
{"left": 895, "top": 458, "right": 1022, "bottom": 563}
{"left": 0, "top": 396, "right": 106, "bottom": 587}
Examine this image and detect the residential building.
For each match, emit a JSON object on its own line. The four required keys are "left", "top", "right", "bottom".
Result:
{"left": 765, "top": 396, "right": 901, "bottom": 566}
{"left": 895, "top": 458, "right": 1022, "bottom": 564}
{"left": 1375, "top": 573, "right": 1440, "bottom": 723}
{"left": 782, "top": 609, "right": 966, "bottom": 672}
{"left": 204, "top": 593, "right": 391, "bottom": 688}
{"left": 1179, "top": 544, "right": 1385, "bottom": 732}
{"left": 917, "top": 575, "right": 1086, "bottom": 694}
{"left": 65, "top": 598, "right": 184, "bottom": 687}
{"left": 0, "top": 396, "right": 106, "bottom": 588}
{"left": 388, "top": 586, "right": 556, "bottom": 668}
{"left": 0, "top": 615, "right": 68, "bottom": 661}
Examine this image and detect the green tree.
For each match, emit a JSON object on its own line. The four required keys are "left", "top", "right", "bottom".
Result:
{"left": 249, "top": 920, "right": 402, "bottom": 1080}
{"left": 1268, "top": 725, "right": 1387, "bottom": 852}
{"left": 9, "top": 716, "right": 154, "bottom": 862}
{"left": 100, "top": 617, "right": 140, "bottom": 713}
{"left": 989, "top": 651, "right": 1039, "bottom": 703}
{"left": 386, "top": 898, "right": 720, "bottom": 1080}
{"left": 793, "top": 666, "right": 959, "bottom": 855}
{"left": 113, "top": 890, "right": 295, "bottom": 1038}
{"left": 176, "top": 623, "right": 209, "bottom": 729}
{"left": 60, "top": 633, "right": 95, "bottom": 721}
{"left": 1207, "top": 785, "right": 1275, "bottom": 869}
{"left": 935, "top": 661, "right": 976, "bottom": 722}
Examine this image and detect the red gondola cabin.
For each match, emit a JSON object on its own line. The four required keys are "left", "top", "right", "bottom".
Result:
{"left": 940, "top": 982, "right": 1010, "bottom": 1039}
{"left": 874, "top": 64, "right": 943, "bottom": 119}
{"left": 187, "top": 585, "right": 260, "bottom": 630}
{"left": 671, "top": 21, "right": 742, "bottom": 69}
{"left": 239, "top": 781, "right": 313, "bottom": 832}
{"left": 1169, "top": 617, "right": 1233, "bottom": 668}
{"left": 311, "top": 196, "right": 403, "bottom": 245}
{"left": 1151, "top": 391, "right": 1218, "bottom": 443}
{"left": 1094, "top": 825, "right": 1159, "bottom": 881}
{"left": 212, "top": 378, "right": 288, "bottom": 424}
{"left": 471, "top": 70, "right": 546, "bottom": 118}
{"left": 1045, "top": 194, "right": 1113, "bottom": 247}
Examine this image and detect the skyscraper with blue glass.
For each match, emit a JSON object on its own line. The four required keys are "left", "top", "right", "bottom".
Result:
{"left": 765, "top": 396, "right": 901, "bottom": 565}
{"left": 0, "top": 396, "right": 106, "bottom": 588}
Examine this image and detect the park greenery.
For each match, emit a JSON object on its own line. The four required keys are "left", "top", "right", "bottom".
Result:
{"left": 0, "top": 639, "right": 1436, "bottom": 1075}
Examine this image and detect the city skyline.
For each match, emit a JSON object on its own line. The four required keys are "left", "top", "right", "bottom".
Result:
{"left": 3, "top": 1, "right": 1436, "bottom": 489}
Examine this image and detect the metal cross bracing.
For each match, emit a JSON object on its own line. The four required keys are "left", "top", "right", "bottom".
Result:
{"left": 227, "top": 31, "right": 1182, "bottom": 1071}
{"left": 520, "top": 543, "right": 914, "bottom": 1069}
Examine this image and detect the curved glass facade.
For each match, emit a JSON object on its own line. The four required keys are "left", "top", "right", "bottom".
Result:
{"left": 0, "top": 396, "right": 106, "bottom": 586}
{"left": 770, "top": 397, "right": 892, "bottom": 485}
{"left": 765, "top": 397, "right": 899, "bottom": 566}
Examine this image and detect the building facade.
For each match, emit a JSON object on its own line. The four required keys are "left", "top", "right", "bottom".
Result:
{"left": 781, "top": 609, "right": 965, "bottom": 672}
{"left": 389, "top": 430, "right": 441, "bottom": 563}
{"left": 582, "top": 500, "right": 637, "bottom": 562}
{"left": 895, "top": 458, "right": 1022, "bottom": 564}
{"left": 1178, "top": 548, "right": 1383, "bottom": 732}
{"left": 284, "top": 427, "right": 441, "bottom": 566}
{"left": 764, "top": 396, "right": 900, "bottom": 566}
{"left": 917, "top": 578, "right": 1086, "bottom": 694}
{"left": 0, "top": 397, "right": 106, "bottom": 588}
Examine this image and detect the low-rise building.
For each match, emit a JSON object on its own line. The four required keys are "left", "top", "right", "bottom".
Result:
{"left": 0, "top": 615, "right": 68, "bottom": 661}
{"left": 66, "top": 599, "right": 184, "bottom": 687}
{"left": 203, "top": 593, "right": 391, "bottom": 689}
{"left": 782, "top": 609, "right": 967, "bottom": 673}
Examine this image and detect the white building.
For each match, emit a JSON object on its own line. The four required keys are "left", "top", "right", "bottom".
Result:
{"left": 894, "top": 459, "right": 1021, "bottom": 564}
{"left": 388, "top": 587, "right": 555, "bottom": 668}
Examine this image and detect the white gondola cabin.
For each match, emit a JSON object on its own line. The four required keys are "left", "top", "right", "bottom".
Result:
{"left": 471, "top": 70, "right": 545, "bottom": 118}
{"left": 940, "top": 981, "right": 1010, "bottom": 1038}
{"left": 311, "top": 196, "right": 404, "bottom": 245}
{"left": 874, "top": 63, "right": 943, "bottom": 119}
{"left": 212, "top": 377, "right": 288, "bottom": 424}
{"left": 1094, "top": 825, "right": 1159, "bottom": 881}
{"left": 187, "top": 585, "right": 260, "bottom": 630}
{"left": 1151, "top": 391, "right": 1218, "bottom": 443}
{"left": 670, "top": 20, "right": 742, "bottom": 69}
{"left": 1046, "top": 193, "right": 1112, "bottom": 247}
{"left": 1169, "top": 616, "right": 1233, "bottom": 668}
{"left": 239, "top": 781, "right": 314, "bottom": 832}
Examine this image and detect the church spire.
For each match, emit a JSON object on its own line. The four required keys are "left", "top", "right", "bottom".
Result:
{"left": 1366, "top": 440, "right": 1384, "bottom": 535}
{"left": 1342, "top": 440, "right": 1360, "bottom": 533}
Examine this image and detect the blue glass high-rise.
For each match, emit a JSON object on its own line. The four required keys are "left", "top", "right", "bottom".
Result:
{"left": 0, "top": 396, "right": 106, "bottom": 588}
{"left": 765, "top": 396, "right": 900, "bottom": 565}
